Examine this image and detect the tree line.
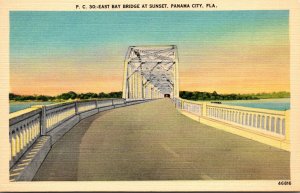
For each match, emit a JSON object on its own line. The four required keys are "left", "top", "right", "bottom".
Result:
{"left": 179, "top": 91, "right": 290, "bottom": 101}
{"left": 10, "top": 90, "right": 290, "bottom": 102}
{"left": 9, "top": 91, "right": 122, "bottom": 101}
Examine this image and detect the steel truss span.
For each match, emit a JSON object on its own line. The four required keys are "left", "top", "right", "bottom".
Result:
{"left": 122, "top": 45, "right": 179, "bottom": 100}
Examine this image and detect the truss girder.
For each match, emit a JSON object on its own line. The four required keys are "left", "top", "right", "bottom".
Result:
{"left": 122, "top": 45, "right": 179, "bottom": 99}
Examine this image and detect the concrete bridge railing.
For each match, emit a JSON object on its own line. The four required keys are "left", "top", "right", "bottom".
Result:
{"left": 9, "top": 108, "right": 42, "bottom": 168}
{"left": 9, "top": 98, "right": 148, "bottom": 181}
{"left": 173, "top": 98, "right": 290, "bottom": 151}
{"left": 45, "top": 103, "right": 76, "bottom": 133}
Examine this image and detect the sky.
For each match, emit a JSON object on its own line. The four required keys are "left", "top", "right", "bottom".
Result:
{"left": 10, "top": 11, "right": 289, "bottom": 96}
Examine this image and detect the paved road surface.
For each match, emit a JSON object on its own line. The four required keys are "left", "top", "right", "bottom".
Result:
{"left": 34, "top": 99, "right": 290, "bottom": 180}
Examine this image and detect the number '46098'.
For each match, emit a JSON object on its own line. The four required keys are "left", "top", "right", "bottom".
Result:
{"left": 278, "top": 181, "right": 291, "bottom": 185}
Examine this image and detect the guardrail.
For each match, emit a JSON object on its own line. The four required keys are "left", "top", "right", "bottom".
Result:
{"left": 206, "top": 103, "right": 286, "bottom": 138}
{"left": 9, "top": 98, "right": 146, "bottom": 168}
{"left": 173, "top": 98, "right": 290, "bottom": 150}
{"left": 45, "top": 103, "right": 76, "bottom": 133}
{"left": 77, "top": 101, "right": 96, "bottom": 113}
{"left": 9, "top": 108, "right": 42, "bottom": 167}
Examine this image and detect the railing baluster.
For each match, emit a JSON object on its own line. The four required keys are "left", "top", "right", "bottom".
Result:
{"left": 11, "top": 131, "right": 16, "bottom": 158}
{"left": 282, "top": 119, "right": 286, "bottom": 135}
{"left": 271, "top": 117, "right": 275, "bottom": 132}
{"left": 257, "top": 115, "right": 261, "bottom": 128}
{"left": 276, "top": 117, "right": 281, "bottom": 134}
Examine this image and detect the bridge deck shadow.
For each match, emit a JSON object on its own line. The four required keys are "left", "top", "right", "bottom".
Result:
{"left": 33, "top": 99, "right": 290, "bottom": 181}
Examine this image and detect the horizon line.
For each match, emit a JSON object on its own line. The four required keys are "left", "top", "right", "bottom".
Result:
{"left": 9, "top": 90, "right": 291, "bottom": 97}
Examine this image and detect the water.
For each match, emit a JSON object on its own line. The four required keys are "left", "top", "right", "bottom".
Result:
{"left": 9, "top": 98, "right": 290, "bottom": 113}
{"left": 10, "top": 101, "right": 55, "bottom": 113}
{"left": 222, "top": 98, "right": 290, "bottom": 111}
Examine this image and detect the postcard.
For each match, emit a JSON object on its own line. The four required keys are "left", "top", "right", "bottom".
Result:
{"left": 0, "top": 0, "right": 300, "bottom": 191}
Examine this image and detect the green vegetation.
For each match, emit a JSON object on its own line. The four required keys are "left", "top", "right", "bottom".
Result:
{"left": 180, "top": 91, "right": 290, "bottom": 101}
{"left": 9, "top": 91, "right": 122, "bottom": 102}
{"left": 10, "top": 90, "right": 290, "bottom": 102}
{"left": 9, "top": 93, "right": 55, "bottom": 101}
{"left": 252, "top": 91, "right": 290, "bottom": 99}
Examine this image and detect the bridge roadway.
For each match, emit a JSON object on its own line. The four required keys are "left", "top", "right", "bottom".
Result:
{"left": 33, "top": 99, "right": 290, "bottom": 180}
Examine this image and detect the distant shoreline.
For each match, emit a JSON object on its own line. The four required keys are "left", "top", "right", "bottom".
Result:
{"left": 9, "top": 97, "right": 291, "bottom": 103}
{"left": 197, "top": 98, "right": 291, "bottom": 102}
{"left": 9, "top": 100, "right": 63, "bottom": 103}
{"left": 9, "top": 91, "right": 290, "bottom": 102}
{"left": 179, "top": 91, "right": 290, "bottom": 101}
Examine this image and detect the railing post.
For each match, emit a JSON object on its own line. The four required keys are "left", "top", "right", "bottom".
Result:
{"left": 285, "top": 110, "right": 290, "bottom": 142}
{"left": 40, "top": 106, "right": 47, "bottom": 135}
{"left": 75, "top": 102, "right": 79, "bottom": 114}
{"left": 95, "top": 100, "right": 98, "bottom": 109}
{"left": 202, "top": 102, "right": 207, "bottom": 117}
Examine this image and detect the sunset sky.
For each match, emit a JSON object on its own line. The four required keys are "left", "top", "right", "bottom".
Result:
{"left": 10, "top": 11, "right": 289, "bottom": 96}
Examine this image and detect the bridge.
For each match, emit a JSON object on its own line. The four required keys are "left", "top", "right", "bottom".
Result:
{"left": 122, "top": 45, "right": 179, "bottom": 99}
{"left": 8, "top": 46, "right": 290, "bottom": 181}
